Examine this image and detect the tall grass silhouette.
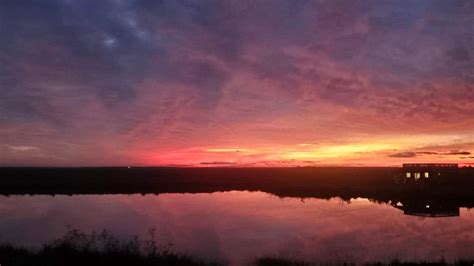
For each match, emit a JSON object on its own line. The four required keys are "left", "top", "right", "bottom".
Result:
{"left": 0, "top": 227, "right": 221, "bottom": 266}
{"left": 0, "top": 228, "right": 472, "bottom": 266}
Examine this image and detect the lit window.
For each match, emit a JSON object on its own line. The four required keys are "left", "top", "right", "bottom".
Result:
{"left": 414, "top": 173, "right": 421, "bottom": 180}
{"left": 424, "top": 172, "right": 429, "bottom": 178}
{"left": 406, "top": 172, "right": 411, "bottom": 178}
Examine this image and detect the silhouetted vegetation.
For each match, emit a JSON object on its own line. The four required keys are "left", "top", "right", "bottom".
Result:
{"left": 0, "top": 228, "right": 221, "bottom": 266}
{"left": 0, "top": 229, "right": 472, "bottom": 266}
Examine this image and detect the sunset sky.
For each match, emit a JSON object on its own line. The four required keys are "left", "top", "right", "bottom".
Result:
{"left": 1, "top": 0, "right": 473, "bottom": 167}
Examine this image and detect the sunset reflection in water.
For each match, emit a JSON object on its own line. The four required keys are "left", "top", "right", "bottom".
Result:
{"left": 0, "top": 191, "right": 473, "bottom": 265}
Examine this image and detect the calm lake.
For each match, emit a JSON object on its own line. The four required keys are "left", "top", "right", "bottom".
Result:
{"left": 0, "top": 191, "right": 473, "bottom": 265}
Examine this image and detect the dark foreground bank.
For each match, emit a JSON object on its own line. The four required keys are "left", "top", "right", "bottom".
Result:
{"left": 0, "top": 229, "right": 472, "bottom": 266}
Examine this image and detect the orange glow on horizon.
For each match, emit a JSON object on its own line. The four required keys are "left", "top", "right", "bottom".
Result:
{"left": 135, "top": 133, "right": 474, "bottom": 167}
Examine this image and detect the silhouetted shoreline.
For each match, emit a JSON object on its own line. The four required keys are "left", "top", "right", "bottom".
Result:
{"left": 0, "top": 167, "right": 473, "bottom": 201}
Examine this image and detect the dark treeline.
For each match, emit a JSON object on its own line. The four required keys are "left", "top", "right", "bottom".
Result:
{"left": 0, "top": 167, "right": 473, "bottom": 206}
{"left": 0, "top": 167, "right": 397, "bottom": 194}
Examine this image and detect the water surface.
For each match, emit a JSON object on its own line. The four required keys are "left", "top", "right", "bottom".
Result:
{"left": 0, "top": 191, "right": 473, "bottom": 265}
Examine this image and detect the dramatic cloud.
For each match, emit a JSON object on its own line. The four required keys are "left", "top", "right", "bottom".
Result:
{"left": 388, "top": 152, "right": 418, "bottom": 158}
{"left": 200, "top": 161, "right": 237, "bottom": 166}
{"left": 0, "top": 0, "right": 473, "bottom": 166}
{"left": 388, "top": 150, "right": 471, "bottom": 159}
{"left": 442, "top": 150, "right": 471, "bottom": 156}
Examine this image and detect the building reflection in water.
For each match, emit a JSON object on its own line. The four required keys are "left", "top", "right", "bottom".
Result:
{"left": 391, "top": 200, "right": 460, "bottom": 217}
